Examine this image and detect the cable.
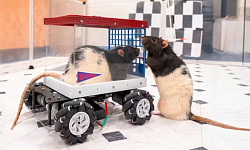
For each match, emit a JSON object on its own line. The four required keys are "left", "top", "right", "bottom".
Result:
{"left": 96, "top": 102, "right": 108, "bottom": 127}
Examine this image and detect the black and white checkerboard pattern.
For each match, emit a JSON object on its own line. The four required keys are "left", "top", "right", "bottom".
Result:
{"left": 168, "top": 28, "right": 203, "bottom": 57}
{"left": 129, "top": 0, "right": 203, "bottom": 57}
{"left": 129, "top": 1, "right": 162, "bottom": 38}
{"left": 166, "top": 1, "right": 203, "bottom": 29}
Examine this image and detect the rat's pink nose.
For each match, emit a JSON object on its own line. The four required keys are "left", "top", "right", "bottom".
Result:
{"left": 141, "top": 37, "right": 144, "bottom": 42}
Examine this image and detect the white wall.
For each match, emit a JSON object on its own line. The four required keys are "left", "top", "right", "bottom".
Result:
{"left": 213, "top": 19, "right": 250, "bottom": 53}
{"left": 237, "top": 0, "right": 250, "bottom": 19}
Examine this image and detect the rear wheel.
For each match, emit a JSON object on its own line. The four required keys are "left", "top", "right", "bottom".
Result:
{"left": 123, "top": 89, "right": 154, "bottom": 125}
{"left": 24, "top": 82, "right": 46, "bottom": 111}
{"left": 55, "top": 102, "right": 96, "bottom": 144}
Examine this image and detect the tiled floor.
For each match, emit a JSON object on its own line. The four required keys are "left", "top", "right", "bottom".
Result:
{"left": 1, "top": 58, "right": 250, "bottom": 150}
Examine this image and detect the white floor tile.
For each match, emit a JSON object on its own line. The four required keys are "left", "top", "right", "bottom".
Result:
{"left": 1, "top": 59, "right": 250, "bottom": 149}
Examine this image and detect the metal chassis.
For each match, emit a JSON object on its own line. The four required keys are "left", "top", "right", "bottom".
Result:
{"left": 29, "top": 83, "right": 109, "bottom": 126}
{"left": 29, "top": 75, "right": 145, "bottom": 125}
{"left": 43, "top": 75, "right": 147, "bottom": 99}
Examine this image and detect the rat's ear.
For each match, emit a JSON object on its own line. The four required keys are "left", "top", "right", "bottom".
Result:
{"left": 162, "top": 40, "right": 168, "bottom": 49}
{"left": 118, "top": 49, "right": 125, "bottom": 57}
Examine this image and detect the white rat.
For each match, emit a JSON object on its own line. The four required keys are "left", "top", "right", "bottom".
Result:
{"left": 63, "top": 45, "right": 140, "bottom": 85}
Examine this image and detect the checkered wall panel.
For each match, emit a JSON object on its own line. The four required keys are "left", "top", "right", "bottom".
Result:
{"left": 129, "top": 0, "right": 203, "bottom": 57}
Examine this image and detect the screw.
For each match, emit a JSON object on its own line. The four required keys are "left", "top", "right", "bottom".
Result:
{"left": 80, "top": 20, "right": 83, "bottom": 23}
{"left": 79, "top": 91, "right": 82, "bottom": 94}
{"left": 80, "top": 98, "right": 86, "bottom": 101}
{"left": 114, "top": 22, "right": 116, "bottom": 25}
{"left": 142, "top": 24, "right": 144, "bottom": 27}
{"left": 53, "top": 92, "right": 57, "bottom": 97}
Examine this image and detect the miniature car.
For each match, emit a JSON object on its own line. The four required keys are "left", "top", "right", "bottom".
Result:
{"left": 24, "top": 15, "right": 154, "bottom": 144}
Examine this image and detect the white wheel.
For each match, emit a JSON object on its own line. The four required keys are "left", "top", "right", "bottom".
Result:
{"left": 123, "top": 89, "right": 154, "bottom": 125}
{"left": 69, "top": 112, "right": 90, "bottom": 136}
{"left": 136, "top": 99, "right": 150, "bottom": 118}
{"left": 55, "top": 102, "right": 96, "bottom": 144}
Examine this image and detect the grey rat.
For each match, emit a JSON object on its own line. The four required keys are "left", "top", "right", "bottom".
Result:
{"left": 63, "top": 45, "right": 140, "bottom": 85}
{"left": 11, "top": 45, "right": 140, "bottom": 129}
{"left": 141, "top": 36, "right": 250, "bottom": 131}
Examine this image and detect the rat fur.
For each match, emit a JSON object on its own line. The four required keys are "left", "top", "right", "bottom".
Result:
{"left": 63, "top": 45, "right": 140, "bottom": 85}
{"left": 142, "top": 36, "right": 250, "bottom": 131}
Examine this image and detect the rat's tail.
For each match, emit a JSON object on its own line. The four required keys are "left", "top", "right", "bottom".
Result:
{"left": 11, "top": 72, "right": 62, "bottom": 130}
{"left": 190, "top": 114, "right": 250, "bottom": 131}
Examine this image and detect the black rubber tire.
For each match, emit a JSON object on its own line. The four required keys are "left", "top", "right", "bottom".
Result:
{"left": 24, "top": 83, "right": 44, "bottom": 108}
{"left": 55, "top": 102, "right": 97, "bottom": 144}
{"left": 122, "top": 89, "right": 154, "bottom": 125}
{"left": 24, "top": 90, "right": 32, "bottom": 108}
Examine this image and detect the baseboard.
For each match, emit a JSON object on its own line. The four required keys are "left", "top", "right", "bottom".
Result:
{"left": 0, "top": 46, "right": 47, "bottom": 64}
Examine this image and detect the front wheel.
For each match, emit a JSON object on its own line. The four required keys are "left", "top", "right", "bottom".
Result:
{"left": 54, "top": 102, "right": 96, "bottom": 144}
{"left": 122, "top": 89, "right": 154, "bottom": 125}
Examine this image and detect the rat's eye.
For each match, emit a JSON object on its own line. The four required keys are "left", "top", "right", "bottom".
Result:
{"left": 152, "top": 38, "right": 156, "bottom": 42}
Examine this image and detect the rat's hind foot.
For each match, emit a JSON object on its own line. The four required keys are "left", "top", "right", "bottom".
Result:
{"left": 151, "top": 111, "right": 162, "bottom": 115}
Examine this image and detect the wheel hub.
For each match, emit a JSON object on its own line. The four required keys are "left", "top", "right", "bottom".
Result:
{"left": 69, "top": 112, "right": 90, "bottom": 136}
{"left": 136, "top": 99, "right": 150, "bottom": 118}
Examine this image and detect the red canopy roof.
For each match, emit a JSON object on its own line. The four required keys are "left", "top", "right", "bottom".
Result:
{"left": 44, "top": 15, "right": 148, "bottom": 29}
